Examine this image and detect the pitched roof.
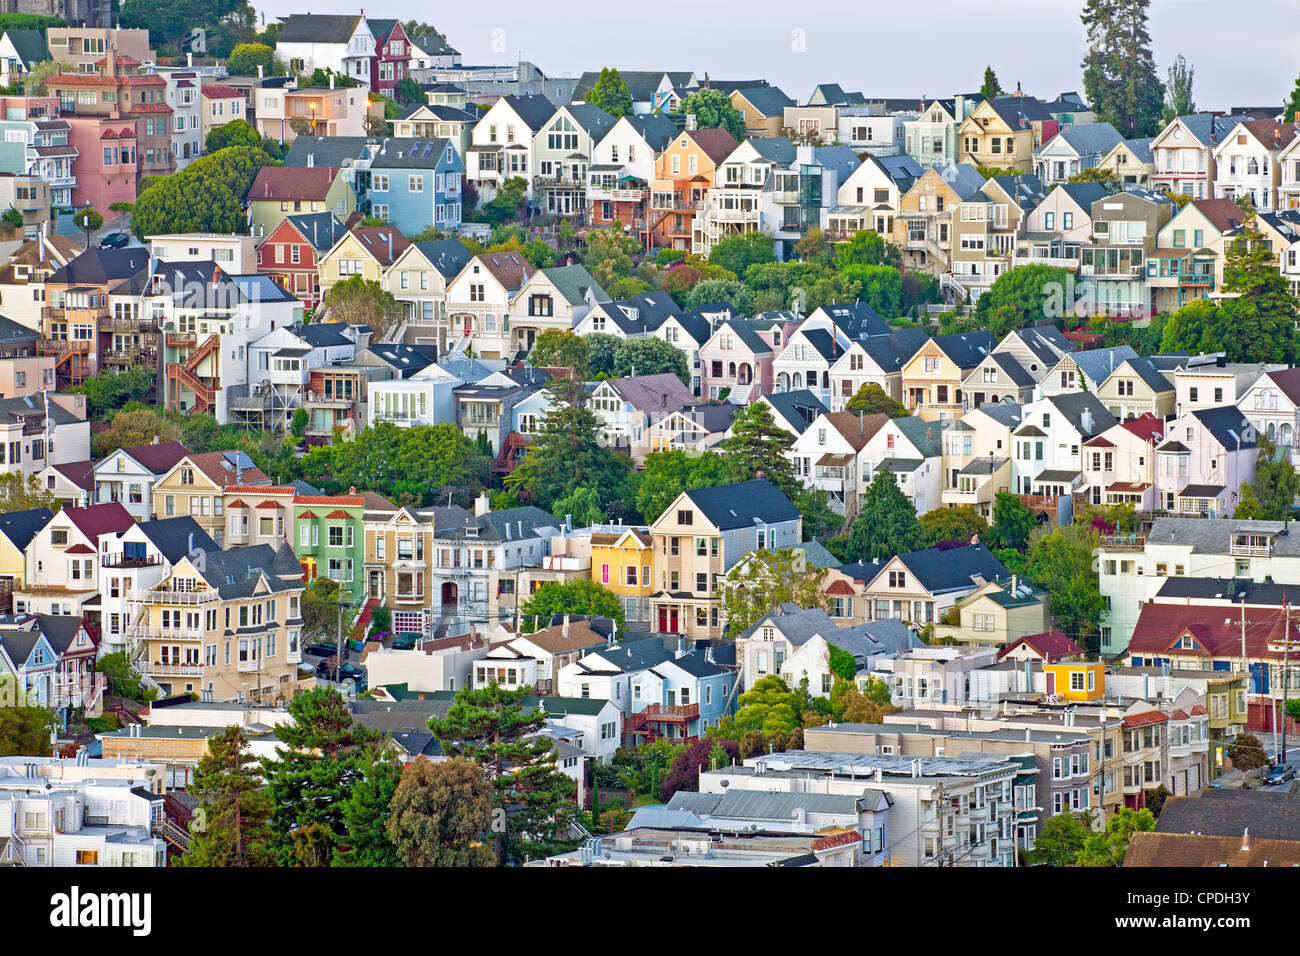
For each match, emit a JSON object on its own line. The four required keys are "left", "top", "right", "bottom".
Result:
{"left": 283, "top": 135, "right": 372, "bottom": 170}
{"left": 474, "top": 251, "right": 535, "bottom": 292}
{"left": 930, "top": 330, "right": 996, "bottom": 368}
{"left": 1068, "top": 345, "right": 1138, "bottom": 386}
{"left": 412, "top": 239, "right": 473, "bottom": 280}
{"left": 61, "top": 503, "right": 133, "bottom": 542}
{"left": 1187, "top": 405, "right": 1257, "bottom": 450}
{"left": 276, "top": 13, "right": 362, "bottom": 44}
{"left": 1237, "top": 119, "right": 1299, "bottom": 152}
{"left": 1042, "top": 121, "right": 1123, "bottom": 156}
{"left": 0, "top": 508, "right": 53, "bottom": 552}
{"left": 1125, "top": 830, "right": 1300, "bottom": 867}
{"left": 761, "top": 389, "right": 826, "bottom": 435}
{"left": 370, "top": 136, "right": 456, "bottom": 169}
{"left": 1155, "top": 789, "right": 1300, "bottom": 842}
{"left": 2, "top": 29, "right": 48, "bottom": 67}
{"left": 539, "top": 264, "right": 610, "bottom": 306}
{"left": 49, "top": 460, "right": 93, "bottom": 493}
{"left": 135, "top": 516, "right": 217, "bottom": 563}
{"left": 248, "top": 165, "right": 341, "bottom": 202}
{"left": 846, "top": 544, "right": 1007, "bottom": 595}
{"left": 685, "top": 127, "right": 740, "bottom": 164}
{"left": 607, "top": 373, "right": 695, "bottom": 413}
{"left": 1262, "top": 366, "right": 1300, "bottom": 406}
{"left": 996, "top": 629, "right": 1082, "bottom": 661}
{"left": 499, "top": 94, "right": 558, "bottom": 132}
{"left": 823, "top": 411, "right": 888, "bottom": 452}
{"left": 284, "top": 212, "right": 348, "bottom": 253}
{"left": 734, "top": 85, "right": 795, "bottom": 116}
{"left": 115, "top": 441, "right": 192, "bottom": 476}
{"left": 348, "top": 226, "right": 410, "bottom": 267}
{"left": 1057, "top": 181, "right": 1111, "bottom": 210}
{"left": 183, "top": 451, "right": 268, "bottom": 487}
{"left": 681, "top": 479, "right": 800, "bottom": 530}
{"left": 1128, "top": 600, "right": 1288, "bottom": 661}
{"left": 48, "top": 246, "right": 150, "bottom": 287}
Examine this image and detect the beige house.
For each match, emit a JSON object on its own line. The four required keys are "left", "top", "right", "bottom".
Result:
{"left": 152, "top": 451, "right": 270, "bottom": 547}
{"left": 46, "top": 27, "right": 154, "bottom": 70}
{"left": 893, "top": 163, "right": 987, "bottom": 276}
{"left": 1080, "top": 415, "right": 1163, "bottom": 509}
{"left": 363, "top": 502, "right": 439, "bottom": 619}
{"left": 125, "top": 542, "right": 310, "bottom": 703}
{"left": 317, "top": 226, "right": 410, "bottom": 303}
{"left": 831, "top": 153, "right": 921, "bottom": 239}
{"left": 246, "top": 165, "right": 356, "bottom": 238}
{"left": 940, "top": 402, "right": 1023, "bottom": 516}
{"left": 931, "top": 577, "right": 1051, "bottom": 647}
{"left": 900, "top": 330, "right": 997, "bottom": 421}
{"left": 956, "top": 98, "right": 1040, "bottom": 174}
{"left": 0, "top": 233, "right": 81, "bottom": 332}
{"left": 1095, "top": 357, "right": 1177, "bottom": 421}
{"left": 1014, "top": 181, "right": 1109, "bottom": 269}
{"left": 1097, "top": 138, "right": 1154, "bottom": 188}
{"left": 949, "top": 173, "right": 1046, "bottom": 302}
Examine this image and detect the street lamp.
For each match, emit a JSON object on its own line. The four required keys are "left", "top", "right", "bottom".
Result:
{"left": 309, "top": 100, "right": 317, "bottom": 133}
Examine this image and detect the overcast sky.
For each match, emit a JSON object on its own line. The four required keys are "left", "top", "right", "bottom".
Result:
{"left": 255, "top": 0, "right": 1297, "bottom": 109}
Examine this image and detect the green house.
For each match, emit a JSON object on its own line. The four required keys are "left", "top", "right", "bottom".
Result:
{"left": 292, "top": 494, "right": 367, "bottom": 606}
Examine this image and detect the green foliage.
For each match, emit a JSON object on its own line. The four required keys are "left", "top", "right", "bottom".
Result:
{"left": 919, "top": 505, "right": 988, "bottom": 547}
{"left": 581, "top": 225, "right": 640, "bottom": 290}
{"left": 551, "top": 486, "right": 605, "bottom": 527}
{"left": 299, "top": 421, "right": 489, "bottom": 505}
{"left": 839, "top": 264, "right": 903, "bottom": 318}
{"left": 726, "top": 675, "right": 803, "bottom": 736}
{"left": 1144, "top": 784, "right": 1172, "bottom": 819}
{"left": 974, "top": 264, "right": 1075, "bottom": 331}
{"left": 180, "top": 726, "right": 277, "bottom": 867}
{"left": 73, "top": 206, "right": 103, "bottom": 237}
{"left": 121, "top": 0, "right": 254, "bottom": 49}
{"left": 226, "top": 42, "right": 280, "bottom": 77}
{"left": 321, "top": 275, "right": 406, "bottom": 340}
{"left": 20, "top": 59, "right": 58, "bottom": 97}
{"left": 826, "top": 644, "right": 858, "bottom": 683}
{"left": 0, "top": 706, "right": 56, "bottom": 755}
{"left": 683, "top": 278, "right": 752, "bottom": 314}
{"left": 520, "top": 579, "right": 624, "bottom": 629}
{"left": 289, "top": 407, "right": 308, "bottom": 438}
{"left": 583, "top": 332, "right": 622, "bottom": 378}
{"left": 980, "top": 66, "right": 1003, "bottom": 101}
{"left": 1023, "top": 523, "right": 1104, "bottom": 652}
{"left": 396, "top": 76, "right": 424, "bottom": 107}
{"left": 368, "top": 605, "right": 392, "bottom": 638}
{"left": 1161, "top": 54, "right": 1196, "bottom": 126}
{"left": 988, "top": 492, "right": 1038, "bottom": 551}
{"left": 69, "top": 366, "right": 156, "bottom": 419}
{"left": 1235, "top": 438, "right": 1300, "bottom": 520}
{"left": 721, "top": 401, "right": 799, "bottom": 501}
{"left": 720, "top": 547, "right": 830, "bottom": 636}
{"left": 1286, "top": 72, "right": 1300, "bottom": 124}
{"left": 0, "top": 207, "right": 21, "bottom": 230}
{"left": 584, "top": 67, "right": 634, "bottom": 118}
{"left": 429, "top": 683, "right": 580, "bottom": 863}
{"left": 1227, "top": 732, "right": 1269, "bottom": 772}
{"left": 835, "top": 230, "right": 902, "bottom": 270}
{"left": 387, "top": 756, "right": 498, "bottom": 866}
{"left": 832, "top": 470, "right": 924, "bottom": 563}
{"left": 481, "top": 176, "right": 528, "bottom": 223}
{"left": 673, "top": 87, "right": 746, "bottom": 140}
{"left": 709, "top": 231, "right": 775, "bottom": 278}
{"left": 530, "top": 329, "right": 589, "bottom": 372}
{"left": 334, "top": 749, "right": 403, "bottom": 866}
{"left": 0, "top": 13, "right": 65, "bottom": 29}
{"left": 1080, "top": 0, "right": 1166, "bottom": 138}
{"left": 132, "top": 146, "right": 277, "bottom": 238}
{"left": 95, "top": 651, "right": 156, "bottom": 703}
{"left": 844, "top": 383, "right": 908, "bottom": 419}
{"left": 1033, "top": 811, "right": 1090, "bottom": 866}
{"left": 612, "top": 336, "right": 690, "bottom": 387}
{"left": 1076, "top": 807, "right": 1155, "bottom": 867}
{"left": 206, "top": 119, "right": 262, "bottom": 154}
{"left": 635, "top": 450, "right": 732, "bottom": 521}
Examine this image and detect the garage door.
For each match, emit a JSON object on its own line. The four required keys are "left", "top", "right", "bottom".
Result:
{"left": 393, "top": 611, "right": 426, "bottom": 635}
{"left": 1189, "top": 764, "right": 1200, "bottom": 791}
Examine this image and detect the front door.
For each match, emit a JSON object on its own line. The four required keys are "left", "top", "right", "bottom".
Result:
{"left": 369, "top": 571, "right": 382, "bottom": 600}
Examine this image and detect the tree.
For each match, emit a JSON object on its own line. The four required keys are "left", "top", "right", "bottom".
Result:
{"left": 1080, "top": 0, "right": 1165, "bottom": 138}
{"left": 387, "top": 756, "right": 498, "bottom": 866}
{"left": 0, "top": 472, "right": 62, "bottom": 514}
{"left": 121, "top": 0, "right": 254, "bottom": 50}
{"left": 0, "top": 705, "right": 56, "bottom": 755}
{"left": 583, "top": 332, "right": 622, "bottom": 378}
{"left": 520, "top": 579, "right": 624, "bottom": 629}
{"left": 635, "top": 450, "right": 732, "bottom": 521}
{"left": 844, "top": 384, "right": 907, "bottom": 419}
{"left": 131, "top": 146, "right": 276, "bottom": 238}
{"left": 1161, "top": 54, "right": 1196, "bottom": 125}
{"left": 584, "top": 67, "right": 633, "bottom": 119}
{"left": 980, "top": 66, "right": 1003, "bottom": 101}
{"left": 839, "top": 264, "right": 903, "bottom": 318}
{"left": 1067, "top": 166, "right": 1119, "bottom": 189}
{"left": 719, "top": 547, "right": 831, "bottom": 636}
{"left": 1023, "top": 523, "right": 1104, "bottom": 651}
{"left": 660, "top": 737, "right": 740, "bottom": 802}
{"left": 683, "top": 278, "right": 752, "bottom": 314}
{"left": 1236, "top": 438, "right": 1300, "bottom": 520}
{"left": 180, "top": 726, "right": 277, "bottom": 867}
{"left": 1286, "top": 71, "right": 1300, "bottom": 124}
{"left": 709, "top": 231, "right": 775, "bottom": 278}
{"left": 834, "top": 470, "right": 924, "bottom": 563}
{"left": 205, "top": 118, "right": 261, "bottom": 154}
{"left": 429, "top": 683, "right": 581, "bottom": 863}
{"left": 93, "top": 406, "right": 181, "bottom": 455}
{"left": 320, "top": 275, "right": 406, "bottom": 340}
{"left": 481, "top": 176, "right": 527, "bottom": 223}
{"left": 673, "top": 87, "right": 745, "bottom": 141}
{"left": 261, "top": 687, "right": 382, "bottom": 865}
{"left": 290, "top": 407, "right": 308, "bottom": 438}
{"left": 396, "top": 76, "right": 423, "bottom": 107}
{"left": 1033, "top": 811, "right": 1090, "bottom": 866}
{"left": 1076, "top": 807, "right": 1155, "bottom": 867}
{"left": 611, "top": 336, "right": 690, "bottom": 387}
{"left": 226, "top": 42, "right": 279, "bottom": 77}
{"left": 1227, "top": 732, "right": 1269, "bottom": 772}
{"left": 551, "top": 486, "right": 605, "bottom": 527}
{"left": 523, "top": 378, "right": 632, "bottom": 512}
{"left": 1216, "top": 222, "right": 1300, "bottom": 363}
{"left": 1143, "top": 784, "right": 1172, "bottom": 819}
{"left": 0, "top": 207, "right": 22, "bottom": 231}
{"left": 987, "top": 491, "right": 1037, "bottom": 551}
{"left": 975, "top": 264, "right": 1075, "bottom": 329}
{"left": 721, "top": 402, "right": 799, "bottom": 500}
{"left": 835, "top": 230, "right": 901, "bottom": 270}
{"left": 529, "top": 329, "right": 589, "bottom": 372}
{"left": 723, "top": 675, "right": 802, "bottom": 736}
{"left": 73, "top": 206, "right": 103, "bottom": 248}
{"left": 919, "top": 506, "right": 988, "bottom": 547}
{"left": 20, "top": 59, "right": 58, "bottom": 96}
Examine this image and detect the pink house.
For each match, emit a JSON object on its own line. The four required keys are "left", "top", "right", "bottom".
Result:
{"left": 1155, "top": 406, "right": 1257, "bottom": 517}
{"left": 67, "top": 116, "right": 138, "bottom": 213}
{"left": 699, "top": 319, "right": 777, "bottom": 403}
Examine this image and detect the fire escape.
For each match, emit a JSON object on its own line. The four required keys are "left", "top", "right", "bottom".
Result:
{"left": 167, "top": 333, "right": 219, "bottom": 415}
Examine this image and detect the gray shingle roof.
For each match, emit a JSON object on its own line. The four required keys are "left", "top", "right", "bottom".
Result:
{"left": 283, "top": 135, "right": 372, "bottom": 170}
{"left": 370, "top": 137, "right": 456, "bottom": 169}
{"left": 413, "top": 239, "right": 473, "bottom": 280}
{"left": 979, "top": 403, "right": 1027, "bottom": 428}
{"left": 276, "top": 13, "right": 362, "bottom": 44}
{"left": 1042, "top": 121, "right": 1123, "bottom": 156}
{"left": 135, "top": 517, "right": 217, "bottom": 563}
{"left": 683, "top": 479, "right": 799, "bottom": 531}
{"left": 1068, "top": 345, "right": 1139, "bottom": 387}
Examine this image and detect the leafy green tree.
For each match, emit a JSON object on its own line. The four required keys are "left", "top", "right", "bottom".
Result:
{"left": 520, "top": 579, "right": 624, "bottom": 629}
{"left": 1033, "top": 811, "right": 1090, "bottom": 866}
{"left": 70, "top": 366, "right": 156, "bottom": 419}
{"left": 1235, "top": 438, "right": 1300, "bottom": 520}
{"left": 289, "top": 407, "right": 308, "bottom": 438}
{"left": 1216, "top": 223, "right": 1300, "bottom": 363}
{"left": 838, "top": 263, "right": 903, "bottom": 318}
{"left": 226, "top": 42, "right": 279, "bottom": 76}
{"left": 0, "top": 705, "right": 56, "bottom": 754}
{"left": 1023, "top": 523, "right": 1104, "bottom": 651}
{"left": 660, "top": 737, "right": 740, "bottom": 802}
{"left": 673, "top": 87, "right": 745, "bottom": 140}
{"left": 206, "top": 118, "right": 261, "bottom": 154}
{"left": 20, "top": 59, "right": 58, "bottom": 96}
{"left": 835, "top": 229, "right": 902, "bottom": 270}
{"left": 482, "top": 176, "right": 527, "bottom": 223}
{"left": 1080, "top": 0, "right": 1166, "bottom": 137}
{"left": 611, "top": 336, "right": 690, "bottom": 386}
{"left": 723, "top": 675, "right": 802, "bottom": 736}
{"left": 0, "top": 472, "right": 63, "bottom": 514}
{"left": 429, "top": 683, "right": 581, "bottom": 863}
{"left": 1076, "top": 807, "right": 1155, "bottom": 867}
{"left": 1227, "top": 732, "right": 1269, "bottom": 772}
{"left": 121, "top": 0, "right": 253, "bottom": 48}
{"left": 94, "top": 652, "right": 153, "bottom": 703}
{"left": 584, "top": 67, "right": 633, "bottom": 119}
{"left": 132, "top": 146, "right": 276, "bottom": 238}
{"left": 988, "top": 491, "right": 1037, "bottom": 550}
{"left": 523, "top": 377, "right": 633, "bottom": 511}
{"left": 1161, "top": 54, "right": 1196, "bottom": 125}
{"left": 1143, "top": 784, "right": 1172, "bottom": 819}
{"left": 387, "top": 756, "right": 498, "bottom": 866}
{"left": 974, "top": 264, "right": 1075, "bottom": 329}
{"left": 551, "top": 486, "right": 605, "bottom": 528}
{"left": 834, "top": 470, "right": 924, "bottom": 563}
{"left": 0, "top": 206, "right": 21, "bottom": 230}
{"left": 180, "top": 726, "right": 277, "bottom": 867}
{"left": 584, "top": 332, "right": 622, "bottom": 377}
{"left": 396, "top": 76, "right": 424, "bottom": 106}
{"left": 73, "top": 206, "right": 103, "bottom": 248}
{"left": 709, "top": 231, "right": 775, "bottom": 278}
{"left": 320, "top": 275, "right": 406, "bottom": 340}
{"left": 635, "top": 450, "right": 732, "bottom": 521}
{"left": 720, "top": 547, "right": 831, "bottom": 636}
{"left": 722, "top": 401, "right": 800, "bottom": 500}
{"left": 683, "top": 278, "right": 752, "bottom": 314}
{"left": 919, "top": 506, "right": 989, "bottom": 547}
{"left": 980, "top": 66, "right": 1003, "bottom": 101}
{"left": 844, "top": 383, "right": 908, "bottom": 418}
{"left": 1067, "top": 166, "right": 1119, "bottom": 190}
{"left": 530, "top": 329, "right": 589, "bottom": 372}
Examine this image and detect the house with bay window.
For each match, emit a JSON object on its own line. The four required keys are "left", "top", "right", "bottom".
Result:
{"left": 1149, "top": 113, "right": 1249, "bottom": 201}
{"left": 465, "top": 94, "right": 557, "bottom": 205}
{"left": 381, "top": 240, "right": 474, "bottom": 352}
{"left": 14, "top": 502, "right": 132, "bottom": 619}
{"left": 92, "top": 441, "right": 190, "bottom": 523}
{"left": 256, "top": 212, "right": 348, "bottom": 309}
{"left": 844, "top": 543, "right": 1008, "bottom": 628}
{"left": 1212, "top": 119, "right": 1297, "bottom": 214}
{"left": 506, "top": 265, "right": 610, "bottom": 360}
{"left": 292, "top": 493, "right": 366, "bottom": 605}
{"left": 368, "top": 136, "right": 463, "bottom": 235}
{"left": 443, "top": 251, "right": 536, "bottom": 360}
{"left": 531, "top": 104, "right": 615, "bottom": 218}
{"left": 1238, "top": 366, "right": 1300, "bottom": 463}
{"left": 1155, "top": 406, "right": 1257, "bottom": 517}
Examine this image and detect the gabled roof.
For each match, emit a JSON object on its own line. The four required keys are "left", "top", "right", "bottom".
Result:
{"left": 988, "top": 352, "right": 1035, "bottom": 388}
{"left": 1234, "top": 119, "right": 1299, "bottom": 153}
{"left": 348, "top": 227, "right": 410, "bottom": 267}
{"left": 606, "top": 373, "right": 695, "bottom": 413}
{"left": 983, "top": 95, "right": 1053, "bottom": 128}
{"left": 0, "top": 508, "right": 53, "bottom": 552}
{"left": 473, "top": 251, "right": 535, "bottom": 292}
{"left": 1155, "top": 790, "right": 1300, "bottom": 842}
{"left": 1067, "top": 345, "right": 1138, "bottom": 386}
{"left": 277, "top": 14, "right": 363, "bottom": 44}
{"left": 370, "top": 137, "right": 457, "bottom": 169}
{"left": 1040, "top": 121, "right": 1123, "bottom": 156}
{"left": 684, "top": 127, "right": 740, "bottom": 165}
{"left": 822, "top": 411, "right": 888, "bottom": 452}
{"left": 762, "top": 389, "right": 826, "bottom": 435}
{"left": 621, "top": 113, "right": 679, "bottom": 152}
{"left": 538, "top": 264, "right": 610, "bottom": 306}
{"left": 410, "top": 239, "right": 473, "bottom": 280}
{"left": 734, "top": 85, "right": 795, "bottom": 117}
{"left": 135, "top": 516, "right": 217, "bottom": 563}
{"left": 2, "top": 30, "right": 49, "bottom": 67}
{"left": 48, "top": 460, "right": 93, "bottom": 493}
{"left": 248, "top": 165, "right": 341, "bottom": 202}
{"left": 283, "top": 135, "right": 372, "bottom": 170}
{"left": 888, "top": 415, "right": 944, "bottom": 458}
{"left": 283, "top": 212, "right": 348, "bottom": 253}
{"left": 1187, "top": 405, "right": 1257, "bottom": 451}
{"left": 930, "top": 163, "right": 987, "bottom": 201}
{"left": 873, "top": 544, "right": 1008, "bottom": 595}
{"left": 928, "top": 330, "right": 996, "bottom": 369}
{"left": 745, "top": 136, "right": 797, "bottom": 165}
{"left": 499, "top": 94, "right": 558, "bottom": 132}
{"left": 680, "top": 479, "right": 800, "bottom": 531}
{"left": 996, "top": 629, "right": 1083, "bottom": 662}
{"left": 815, "top": 301, "right": 890, "bottom": 340}
{"left": 1042, "top": 390, "right": 1117, "bottom": 438}
{"left": 1056, "top": 181, "right": 1111, "bottom": 210}
{"left": 61, "top": 503, "right": 133, "bottom": 543}
{"left": 48, "top": 246, "right": 150, "bottom": 287}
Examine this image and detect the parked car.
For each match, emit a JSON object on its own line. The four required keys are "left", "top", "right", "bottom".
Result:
{"left": 1265, "top": 763, "right": 1295, "bottom": 786}
{"left": 98, "top": 231, "right": 130, "bottom": 249}
{"left": 304, "top": 643, "right": 348, "bottom": 661}
{"left": 391, "top": 632, "right": 421, "bottom": 650}
{"left": 317, "top": 660, "right": 366, "bottom": 688}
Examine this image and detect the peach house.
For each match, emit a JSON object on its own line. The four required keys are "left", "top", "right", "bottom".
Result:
{"left": 699, "top": 319, "right": 777, "bottom": 404}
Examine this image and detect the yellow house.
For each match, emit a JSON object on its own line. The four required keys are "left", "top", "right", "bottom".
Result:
{"left": 957, "top": 98, "right": 1039, "bottom": 173}
{"left": 0, "top": 507, "right": 49, "bottom": 607}
{"left": 317, "top": 226, "right": 411, "bottom": 302}
{"left": 932, "top": 577, "right": 1051, "bottom": 647}
{"left": 1095, "top": 357, "right": 1176, "bottom": 421}
{"left": 1097, "top": 138, "right": 1153, "bottom": 188}
{"left": 590, "top": 528, "right": 654, "bottom": 627}
{"left": 1044, "top": 660, "right": 1105, "bottom": 701}
{"left": 153, "top": 452, "right": 269, "bottom": 547}
{"left": 900, "top": 331, "right": 998, "bottom": 421}
{"left": 246, "top": 165, "right": 355, "bottom": 238}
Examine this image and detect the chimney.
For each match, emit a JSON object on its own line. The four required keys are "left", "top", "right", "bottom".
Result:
{"left": 562, "top": 614, "right": 570, "bottom": 638}
{"left": 474, "top": 493, "right": 490, "bottom": 517}
{"left": 330, "top": 73, "right": 336, "bottom": 90}
{"left": 1242, "top": 828, "right": 1251, "bottom": 851}
{"left": 257, "top": 64, "right": 264, "bottom": 79}
{"left": 187, "top": 52, "right": 193, "bottom": 68}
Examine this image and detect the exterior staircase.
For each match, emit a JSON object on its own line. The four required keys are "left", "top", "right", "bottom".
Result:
{"left": 940, "top": 272, "right": 969, "bottom": 304}
{"left": 348, "top": 598, "right": 379, "bottom": 644}
{"left": 168, "top": 333, "right": 220, "bottom": 414}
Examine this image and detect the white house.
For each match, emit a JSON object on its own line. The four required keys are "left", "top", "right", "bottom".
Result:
{"left": 858, "top": 416, "right": 945, "bottom": 514}
{"left": 93, "top": 441, "right": 192, "bottom": 522}
{"left": 1212, "top": 119, "right": 1298, "bottom": 214}
{"left": 1010, "top": 392, "right": 1117, "bottom": 499}
{"left": 14, "top": 503, "right": 134, "bottom": 618}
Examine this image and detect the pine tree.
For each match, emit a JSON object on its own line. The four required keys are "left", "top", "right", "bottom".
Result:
{"left": 980, "top": 66, "right": 1002, "bottom": 102}
{"left": 721, "top": 401, "right": 799, "bottom": 500}
{"left": 334, "top": 749, "right": 404, "bottom": 867}
{"left": 834, "top": 470, "right": 924, "bottom": 562}
{"left": 429, "top": 684, "right": 580, "bottom": 863}
{"left": 180, "top": 726, "right": 277, "bottom": 867}
{"left": 1284, "top": 72, "right": 1300, "bottom": 124}
{"left": 1160, "top": 54, "right": 1195, "bottom": 126}
{"left": 584, "top": 67, "right": 633, "bottom": 119}
{"left": 1081, "top": 0, "right": 1166, "bottom": 138}
{"left": 525, "top": 375, "right": 632, "bottom": 512}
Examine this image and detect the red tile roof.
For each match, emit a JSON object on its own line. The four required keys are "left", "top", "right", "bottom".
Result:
{"left": 226, "top": 485, "right": 294, "bottom": 494}
{"left": 812, "top": 830, "right": 862, "bottom": 851}
{"left": 295, "top": 496, "right": 364, "bottom": 507}
{"left": 1122, "top": 710, "right": 1169, "bottom": 728}
{"left": 227, "top": 499, "right": 249, "bottom": 509}
{"left": 324, "top": 509, "right": 352, "bottom": 519}
{"left": 255, "top": 500, "right": 284, "bottom": 509}
{"left": 248, "top": 165, "right": 342, "bottom": 202}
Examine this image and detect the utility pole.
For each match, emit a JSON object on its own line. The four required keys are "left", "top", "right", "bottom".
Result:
{"left": 1283, "top": 602, "right": 1292, "bottom": 764}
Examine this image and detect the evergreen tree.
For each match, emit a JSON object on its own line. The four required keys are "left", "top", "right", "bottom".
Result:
{"left": 1284, "top": 71, "right": 1300, "bottom": 124}
{"left": 387, "top": 756, "right": 499, "bottom": 866}
{"left": 334, "top": 749, "right": 404, "bottom": 866}
{"left": 980, "top": 66, "right": 1003, "bottom": 101}
{"left": 524, "top": 376, "right": 633, "bottom": 511}
{"left": 673, "top": 87, "right": 746, "bottom": 141}
{"left": 584, "top": 67, "right": 634, "bottom": 119}
{"left": 721, "top": 401, "right": 799, "bottom": 500}
{"left": 1160, "top": 54, "right": 1196, "bottom": 126}
{"left": 844, "top": 384, "right": 907, "bottom": 419}
{"left": 261, "top": 687, "right": 382, "bottom": 865}
{"left": 988, "top": 491, "right": 1038, "bottom": 550}
{"left": 834, "top": 470, "right": 924, "bottom": 562}
{"left": 429, "top": 684, "right": 581, "bottom": 863}
{"left": 181, "top": 726, "right": 277, "bottom": 867}
{"left": 1080, "top": 0, "right": 1166, "bottom": 137}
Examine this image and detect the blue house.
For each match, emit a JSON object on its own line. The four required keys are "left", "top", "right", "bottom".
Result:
{"left": 628, "top": 647, "right": 735, "bottom": 743}
{"left": 369, "top": 136, "right": 464, "bottom": 235}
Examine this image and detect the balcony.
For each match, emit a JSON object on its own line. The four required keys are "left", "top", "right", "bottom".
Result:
{"left": 136, "top": 661, "right": 203, "bottom": 679}
{"left": 124, "top": 588, "right": 220, "bottom": 605}
{"left": 237, "top": 658, "right": 267, "bottom": 673}
{"left": 40, "top": 338, "right": 92, "bottom": 356}
{"left": 165, "top": 332, "right": 196, "bottom": 349}
{"left": 651, "top": 198, "right": 702, "bottom": 211}
{"left": 98, "top": 315, "right": 147, "bottom": 334}
{"left": 126, "top": 626, "right": 205, "bottom": 644}
{"left": 533, "top": 175, "right": 585, "bottom": 190}
{"left": 1099, "top": 534, "right": 1147, "bottom": 551}
{"left": 1178, "top": 273, "right": 1215, "bottom": 287}
{"left": 102, "top": 553, "right": 162, "bottom": 569}
{"left": 705, "top": 207, "right": 760, "bottom": 223}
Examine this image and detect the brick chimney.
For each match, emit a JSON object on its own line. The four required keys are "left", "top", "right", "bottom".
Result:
{"left": 1242, "top": 827, "right": 1251, "bottom": 851}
